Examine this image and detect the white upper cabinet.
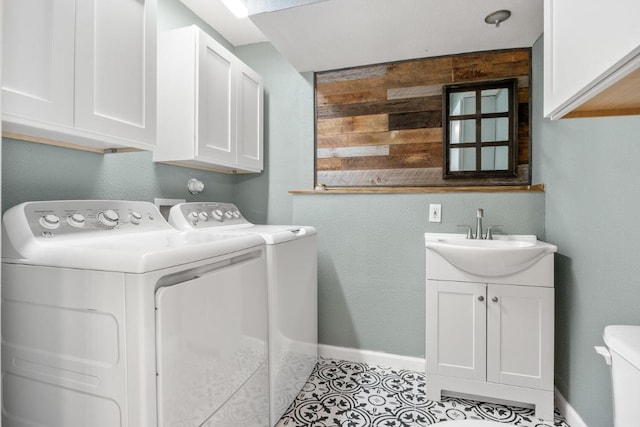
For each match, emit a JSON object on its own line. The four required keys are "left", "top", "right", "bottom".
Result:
{"left": 2, "top": 0, "right": 75, "bottom": 128}
{"left": 195, "top": 30, "right": 237, "bottom": 165}
{"left": 236, "top": 62, "right": 264, "bottom": 172}
{"left": 2, "top": 0, "right": 157, "bottom": 151}
{"left": 544, "top": 0, "right": 640, "bottom": 119}
{"left": 154, "top": 26, "right": 264, "bottom": 173}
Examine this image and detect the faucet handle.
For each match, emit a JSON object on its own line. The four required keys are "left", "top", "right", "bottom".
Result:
{"left": 485, "top": 225, "right": 503, "bottom": 240}
{"left": 457, "top": 224, "right": 474, "bottom": 239}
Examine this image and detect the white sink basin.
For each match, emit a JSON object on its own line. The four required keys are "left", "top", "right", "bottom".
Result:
{"left": 425, "top": 233, "right": 557, "bottom": 277}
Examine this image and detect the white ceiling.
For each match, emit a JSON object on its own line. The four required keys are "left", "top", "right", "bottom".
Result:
{"left": 179, "top": 0, "right": 268, "bottom": 46}
{"left": 181, "top": 0, "right": 543, "bottom": 72}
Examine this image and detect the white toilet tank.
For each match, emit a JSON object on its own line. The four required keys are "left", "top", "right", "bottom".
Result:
{"left": 599, "top": 325, "right": 640, "bottom": 427}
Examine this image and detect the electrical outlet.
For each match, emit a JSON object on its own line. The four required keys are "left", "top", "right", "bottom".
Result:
{"left": 429, "top": 204, "right": 442, "bottom": 223}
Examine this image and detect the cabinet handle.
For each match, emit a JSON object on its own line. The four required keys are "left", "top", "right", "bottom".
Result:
{"left": 478, "top": 296, "right": 485, "bottom": 302}
{"left": 492, "top": 296, "right": 499, "bottom": 302}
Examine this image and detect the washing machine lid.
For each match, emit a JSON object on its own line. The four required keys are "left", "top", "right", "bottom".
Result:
{"left": 2, "top": 200, "right": 265, "bottom": 273}
{"left": 604, "top": 325, "right": 640, "bottom": 369}
{"left": 168, "top": 202, "right": 317, "bottom": 244}
{"left": 203, "top": 225, "right": 317, "bottom": 244}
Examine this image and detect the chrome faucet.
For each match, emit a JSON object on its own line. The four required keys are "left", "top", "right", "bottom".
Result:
{"left": 475, "top": 209, "right": 483, "bottom": 239}
{"left": 459, "top": 209, "right": 501, "bottom": 239}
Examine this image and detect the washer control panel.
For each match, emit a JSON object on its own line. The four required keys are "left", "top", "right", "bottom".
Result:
{"left": 170, "top": 202, "right": 249, "bottom": 229}
{"left": 15, "top": 200, "right": 170, "bottom": 239}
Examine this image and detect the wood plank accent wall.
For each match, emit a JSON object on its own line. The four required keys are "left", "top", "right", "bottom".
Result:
{"left": 315, "top": 49, "right": 531, "bottom": 187}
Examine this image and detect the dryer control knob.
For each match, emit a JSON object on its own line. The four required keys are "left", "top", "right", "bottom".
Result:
{"left": 40, "top": 214, "right": 61, "bottom": 230}
{"left": 211, "top": 209, "right": 224, "bottom": 221}
{"left": 187, "top": 211, "right": 199, "bottom": 224}
{"left": 97, "top": 210, "right": 119, "bottom": 228}
{"left": 232, "top": 210, "right": 242, "bottom": 219}
{"left": 198, "top": 211, "right": 209, "bottom": 221}
{"left": 129, "top": 211, "right": 143, "bottom": 225}
{"left": 224, "top": 211, "right": 234, "bottom": 219}
{"left": 67, "top": 213, "right": 86, "bottom": 228}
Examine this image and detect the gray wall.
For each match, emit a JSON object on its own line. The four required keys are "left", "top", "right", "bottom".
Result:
{"left": 234, "top": 43, "right": 546, "bottom": 357}
{"left": 234, "top": 43, "right": 315, "bottom": 224}
{"left": 3, "top": 2, "right": 636, "bottom": 424}
{"left": 1, "top": 139, "right": 235, "bottom": 210}
{"left": 293, "top": 193, "right": 544, "bottom": 356}
{"left": 238, "top": 33, "right": 640, "bottom": 427}
{"left": 532, "top": 37, "right": 640, "bottom": 427}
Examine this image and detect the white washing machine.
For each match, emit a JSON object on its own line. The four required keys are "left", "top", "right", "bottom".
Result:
{"left": 1, "top": 200, "right": 270, "bottom": 427}
{"left": 169, "top": 202, "right": 318, "bottom": 426}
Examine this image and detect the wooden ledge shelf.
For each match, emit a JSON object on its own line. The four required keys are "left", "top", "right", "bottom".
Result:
{"left": 289, "top": 184, "right": 544, "bottom": 194}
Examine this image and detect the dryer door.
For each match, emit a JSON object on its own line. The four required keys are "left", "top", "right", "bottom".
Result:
{"left": 155, "top": 253, "right": 268, "bottom": 427}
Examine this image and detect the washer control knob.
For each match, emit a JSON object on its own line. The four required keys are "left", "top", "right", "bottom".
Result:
{"left": 224, "top": 210, "right": 234, "bottom": 219}
{"left": 187, "top": 211, "right": 199, "bottom": 224}
{"left": 129, "top": 211, "right": 143, "bottom": 225}
{"left": 67, "top": 213, "right": 86, "bottom": 228}
{"left": 198, "top": 211, "right": 209, "bottom": 221}
{"left": 232, "top": 210, "right": 242, "bottom": 219}
{"left": 40, "top": 214, "right": 61, "bottom": 230}
{"left": 97, "top": 210, "right": 119, "bottom": 228}
{"left": 211, "top": 209, "right": 224, "bottom": 221}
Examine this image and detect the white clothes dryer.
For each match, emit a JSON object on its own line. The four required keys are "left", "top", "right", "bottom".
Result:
{"left": 169, "top": 202, "right": 318, "bottom": 426}
{"left": 1, "top": 200, "right": 270, "bottom": 427}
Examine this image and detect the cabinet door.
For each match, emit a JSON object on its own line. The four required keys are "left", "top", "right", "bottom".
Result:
{"left": 74, "top": 0, "right": 156, "bottom": 148}
{"left": 195, "top": 31, "right": 238, "bottom": 166}
{"left": 2, "top": 0, "right": 74, "bottom": 127}
{"left": 236, "top": 62, "right": 263, "bottom": 172}
{"left": 426, "top": 280, "right": 486, "bottom": 381}
{"left": 543, "top": 0, "right": 640, "bottom": 118}
{"left": 487, "top": 284, "right": 554, "bottom": 390}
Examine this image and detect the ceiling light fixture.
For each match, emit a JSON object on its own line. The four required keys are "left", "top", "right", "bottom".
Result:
{"left": 221, "top": 0, "right": 248, "bottom": 18}
{"left": 484, "top": 9, "right": 511, "bottom": 28}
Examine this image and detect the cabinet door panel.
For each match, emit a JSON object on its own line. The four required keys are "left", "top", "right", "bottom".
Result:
{"left": 544, "top": 0, "right": 640, "bottom": 118}
{"left": 75, "top": 0, "right": 156, "bottom": 148}
{"left": 236, "top": 63, "right": 263, "bottom": 171}
{"left": 2, "top": 0, "right": 74, "bottom": 126}
{"left": 196, "top": 33, "right": 237, "bottom": 165}
{"left": 487, "top": 284, "right": 554, "bottom": 390}
{"left": 427, "top": 280, "right": 486, "bottom": 381}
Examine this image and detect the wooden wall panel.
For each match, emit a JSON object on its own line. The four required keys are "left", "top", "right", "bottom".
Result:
{"left": 315, "top": 49, "right": 531, "bottom": 187}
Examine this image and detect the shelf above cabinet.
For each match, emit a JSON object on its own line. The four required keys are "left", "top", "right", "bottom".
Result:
{"left": 561, "top": 60, "right": 640, "bottom": 119}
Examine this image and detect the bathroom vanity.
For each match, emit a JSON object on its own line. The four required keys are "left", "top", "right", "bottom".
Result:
{"left": 425, "top": 233, "right": 557, "bottom": 420}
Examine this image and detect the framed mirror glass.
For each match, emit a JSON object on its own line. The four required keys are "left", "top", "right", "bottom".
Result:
{"left": 443, "top": 79, "right": 518, "bottom": 179}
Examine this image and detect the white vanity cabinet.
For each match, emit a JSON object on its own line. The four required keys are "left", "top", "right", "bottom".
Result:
{"left": 427, "top": 281, "right": 554, "bottom": 388}
{"left": 1, "top": 0, "right": 157, "bottom": 151}
{"left": 425, "top": 233, "right": 557, "bottom": 420}
{"left": 154, "top": 26, "right": 263, "bottom": 173}
{"left": 544, "top": 0, "right": 640, "bottom": 119}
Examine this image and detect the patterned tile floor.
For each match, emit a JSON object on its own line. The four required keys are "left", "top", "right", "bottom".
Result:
{"left": 276, "top": 358, "right": 571, "bottom": 427}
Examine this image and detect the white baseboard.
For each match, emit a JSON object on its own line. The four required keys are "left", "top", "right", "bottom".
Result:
{"left": 318, "top": 345, "right": 589, "bottom": 427}
{"left": 554, "top": 387, "right": 589, "bottom": 427}
{"left": 318, "top": 344, "right": 425, "bottom": 371}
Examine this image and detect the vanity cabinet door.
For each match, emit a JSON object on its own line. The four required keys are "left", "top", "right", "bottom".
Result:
{"left": 74, "top": 0, "right": 156, "bottom": 149}
{"left": 2, "top": 0, "right": 75, "bottom": 127}
{"left": 426, "top": 280, "right": 486, "bottom": 381}
{"left": 486, "top": 284, "right": 554, "bottom": 390}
